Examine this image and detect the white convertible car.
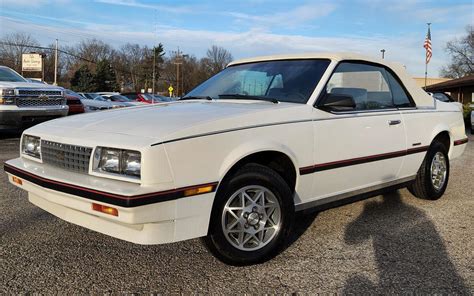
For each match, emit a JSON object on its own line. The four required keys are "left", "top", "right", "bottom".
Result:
{"left": 4, "top": 53, "right": 468, "bottom": 265}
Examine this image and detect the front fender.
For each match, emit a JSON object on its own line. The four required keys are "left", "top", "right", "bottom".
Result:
{"left": 218, "top": 140, "right": 300, "bottom": 182}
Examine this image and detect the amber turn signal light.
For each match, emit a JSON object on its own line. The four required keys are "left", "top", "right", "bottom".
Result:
{"left": 184, "top": 185, "right": 214, "bottom": 197}
{"left": 12, "top": 176, "right": 23, "bottom": 185}
{"left": 92, "top": 203, "right": 119, "bottom": 216}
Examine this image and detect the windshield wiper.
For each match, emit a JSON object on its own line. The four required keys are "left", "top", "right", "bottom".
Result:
{"left": 180, "top": 96, "right": 213, "bottom": 101}
{"left": 218, "top": 94, "right": 279, "bottom": 104}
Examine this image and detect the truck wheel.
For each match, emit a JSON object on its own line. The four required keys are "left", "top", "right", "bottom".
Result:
{"left": 203, "top": 163, "right": 294, "bottom": 265}
{"left": 408, "top": 141, "right": 449, "bottom": 200}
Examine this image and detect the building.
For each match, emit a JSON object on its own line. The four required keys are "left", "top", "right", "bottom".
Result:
{"left": 424, "top": 75, "right": 474, "bottom": 104}
{"left": 413, "top": 77, "right": 451, "bottom": 88}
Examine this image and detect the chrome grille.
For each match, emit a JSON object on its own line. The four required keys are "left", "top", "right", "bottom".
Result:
{"left": 17, "top": 98, "right": 65, "bottom": 107}
{"left": 41, "top": 140, "right": 92, "bottom": 174}
{"left": 18, "top": 89, "right": 62, "bottom": 96}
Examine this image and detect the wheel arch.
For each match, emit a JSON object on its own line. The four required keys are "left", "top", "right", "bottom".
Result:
{"left": 217, "top": 143, "right": 300, "bottom": 194}
{"left": 429, "top": 125, "right": 451, "bottom": 155}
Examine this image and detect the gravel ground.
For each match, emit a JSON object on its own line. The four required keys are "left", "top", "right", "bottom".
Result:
{"left": 1, "top": 132, "right": 473, "bottom": 294}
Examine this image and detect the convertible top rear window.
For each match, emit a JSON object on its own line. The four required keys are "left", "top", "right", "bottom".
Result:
{"left": 185, "top": 59, "right": 331, "bottom": 104}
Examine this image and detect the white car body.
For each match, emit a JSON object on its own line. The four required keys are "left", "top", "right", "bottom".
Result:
{"left": 4, "top": 53, "right": 468, "bottom": 248}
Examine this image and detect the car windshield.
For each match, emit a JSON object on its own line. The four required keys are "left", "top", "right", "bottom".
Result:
{"left": 89, "top": 94, "right": 107, "bottom": 101}
{"left": 184, "top": 59, "right": 330, "bottom": 104}
{"left": 0, "top": 67, "right": 27, "bottom": 82}
{"left": 142, "top": 93, "right": 156, "bottom": 100}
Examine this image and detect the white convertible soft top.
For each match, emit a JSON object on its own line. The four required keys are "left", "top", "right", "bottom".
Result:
{"left": 229, "top": 52, "right": 435, "bottom": 108}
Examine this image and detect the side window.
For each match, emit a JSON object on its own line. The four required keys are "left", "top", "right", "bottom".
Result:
{"left": 385, "top": 71, "right": 413, "bottom": 107}
{"left": 325, "top": 62, "right": 395, "bottom": 110}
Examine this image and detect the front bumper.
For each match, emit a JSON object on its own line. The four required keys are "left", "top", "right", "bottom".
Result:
{"left": 0, "top": 107, "right": 68, "bottom": 130}
{"left": 4, "top": 158, "right": 217, "bottom": 244}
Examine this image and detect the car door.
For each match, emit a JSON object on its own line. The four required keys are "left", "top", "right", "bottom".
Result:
{"left": 309, "top": 61, "right": 407, "bottom": 200}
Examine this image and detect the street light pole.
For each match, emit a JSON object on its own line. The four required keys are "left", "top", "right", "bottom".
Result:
{"left": 54, "top": 39, "right": 58, "bottom": 85}
{"left": 380, "top": 49, "right": 385, "bottom": 59}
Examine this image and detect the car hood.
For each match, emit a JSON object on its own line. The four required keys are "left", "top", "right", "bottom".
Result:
{"left": 0, "top": 81, "right": 63, "bottom": 90}
{"left": 29, "top": 100, "right": 311, "bottom": 146}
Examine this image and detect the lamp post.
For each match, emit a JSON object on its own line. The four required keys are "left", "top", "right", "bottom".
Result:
{"left": 380, "top": 49, "right": 386, "bottom": 59}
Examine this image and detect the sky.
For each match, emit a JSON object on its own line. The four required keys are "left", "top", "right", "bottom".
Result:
{"left": 0, "top": 0, "right": 472, "bottom": 77}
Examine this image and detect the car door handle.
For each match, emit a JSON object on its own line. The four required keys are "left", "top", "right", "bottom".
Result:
{"left": 388, "top": 120, "right": 401, "bottom": 126}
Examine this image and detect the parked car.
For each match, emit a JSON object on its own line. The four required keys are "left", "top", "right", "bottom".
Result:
{"left": 153, "top": 94, "right": 173, "bottom": 102}
{"left": 96, "top": 92, "right": 120, "bottom": 96}
{"left": 429, "top": 92, "right": 454, "bottom": 103}
{"left": 428, "top": 92, "right": 463, "bottom": 111}
{"left": 471, "top": 107, "right": 474, "bottom": 135}
{"left": 4, "top": 53, "right": 468, "bottom": 265}
{"left": 64, "top": 89, "right": 85, "bottom": 115}
{"left": 0, "top": 66, "right": 68, "bottom": 131}
{"left": 101, "top": 94, "right": 146, "bottom": 106}
{"left": 121, "top": 92, "right": 165, "bottom": 104}
{"left": 78, "top": 92, "right": 125, "bottom": 111}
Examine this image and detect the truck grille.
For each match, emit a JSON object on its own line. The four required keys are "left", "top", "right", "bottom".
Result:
{"left": 41, "top": 140, "right": 92, "bottom": 174}
{"left": 18, "top": 89, "right": 62, "bottom": 96}
{"left": 17, "top": 98, "right": 65, "bottom": 107}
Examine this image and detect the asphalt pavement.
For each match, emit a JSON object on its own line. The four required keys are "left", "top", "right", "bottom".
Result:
{"left": 1, "top": 132, "right": 473, "bottom": 294}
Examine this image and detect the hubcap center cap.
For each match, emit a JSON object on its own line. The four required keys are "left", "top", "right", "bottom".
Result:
{"left": 247, "top": 212, "right": 260, "bottom": 226}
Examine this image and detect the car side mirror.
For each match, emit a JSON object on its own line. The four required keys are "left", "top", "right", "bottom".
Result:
{"left": 320, "top": 93, "right": 356, "bottom": 111}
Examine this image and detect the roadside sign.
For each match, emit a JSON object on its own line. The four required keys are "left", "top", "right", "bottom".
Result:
{"left": 147, "top": 88, "right": 152, "bottom": 93}
{"left": 168, "top": 85, "right": 174, "bottom": 97}
{"left": 22, "top": 53, "right": 43, "bottom": 72}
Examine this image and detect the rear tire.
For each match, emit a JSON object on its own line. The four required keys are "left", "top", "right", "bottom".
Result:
{"left": 408, "top": 141, "right": 449, "bottom": 200}
{"left": 203, "top": 163, "right": 294, "bottom": 265}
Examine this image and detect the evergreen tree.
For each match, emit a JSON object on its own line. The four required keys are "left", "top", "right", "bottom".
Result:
{"left": 95, "top": 59, "right": 118, "bottom": 91}
{"left": 70, "top": 65, "right": 96, "bottom": 92}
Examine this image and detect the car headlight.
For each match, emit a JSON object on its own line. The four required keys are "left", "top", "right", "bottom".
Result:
{"left": 22, "top": 135, "right": 41, "bottom": 159}
{"left": 0, "top": 88, "right": 16, "bottom": 104}
{"left": 0, "top": 88, "right": 15, "bottom": 97}
{"left": 93, "top": 147, "right": 141, "bottom": 178}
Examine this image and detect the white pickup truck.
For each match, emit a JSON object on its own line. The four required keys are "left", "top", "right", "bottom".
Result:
{"left": 0, "top": 66, "right": 68, "bottom": 131}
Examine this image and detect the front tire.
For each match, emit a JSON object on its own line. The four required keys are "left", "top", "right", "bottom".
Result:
{"left": 203, "top": 164, "right": 294, "bottom": 265}
{"left": 408, "top": 141, "right": 449, "bottom": 200}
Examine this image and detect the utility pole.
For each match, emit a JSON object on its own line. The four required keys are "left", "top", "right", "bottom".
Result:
{"left": 152, "top": 47, "right": 156, "bottom": 94}
{"left": 380, "top": 49, "right": 385, "bottom": 59}
{"left": 173, "top": 47, "right": 183, "bottom": 97}
{"left": 54, "top": 39, "right": 58, "bottom": 85}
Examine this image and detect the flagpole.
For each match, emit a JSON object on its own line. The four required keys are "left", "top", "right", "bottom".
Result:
{"left": 424, "top": 22, "right": 431, "bottom": 88}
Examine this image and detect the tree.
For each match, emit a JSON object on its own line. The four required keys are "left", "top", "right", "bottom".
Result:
{"left": 0, "top": 33, "right": 41, "bottom": 72}
{"left": 95, "top": 59, "right": 118, "bottom": 91}
{"left": 202, "top": 45, "right": 233, "bottom": 76}
{"left": 70, "top": 65, "right": 96, "bottom": 92}
{"left": 440, "top": 26, "right": 473, "bottom": 78}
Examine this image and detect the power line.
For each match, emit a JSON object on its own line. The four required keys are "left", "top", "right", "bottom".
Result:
{"left": 0, "top": 41, "right": 161, "bottom": 81}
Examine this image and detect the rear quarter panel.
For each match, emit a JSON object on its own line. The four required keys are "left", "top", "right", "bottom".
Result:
{"left": 399, "top": 103, "right": 466, "bottom": 178}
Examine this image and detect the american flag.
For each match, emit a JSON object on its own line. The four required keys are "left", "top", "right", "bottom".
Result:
{"left": 423, "top": 26, "right": 432, "bottom": 64}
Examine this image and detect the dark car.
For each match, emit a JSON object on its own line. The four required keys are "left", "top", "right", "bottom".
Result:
{"left": 430, "top": 92, "right": 455, "bottom": 103}
{"left": 64, "top": 90, "right": 85, "bottom": 115}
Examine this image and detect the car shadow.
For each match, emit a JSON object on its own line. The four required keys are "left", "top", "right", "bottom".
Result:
{"left": 286, "top": 210, "right": 319, "bottom": 247}
{"left": 342, "top": 191, "right": 469, "bottom": 294}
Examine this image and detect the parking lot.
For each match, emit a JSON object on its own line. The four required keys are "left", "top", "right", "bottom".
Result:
{"left": 0, "top": 133, "right": 472, "bottom": 294}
